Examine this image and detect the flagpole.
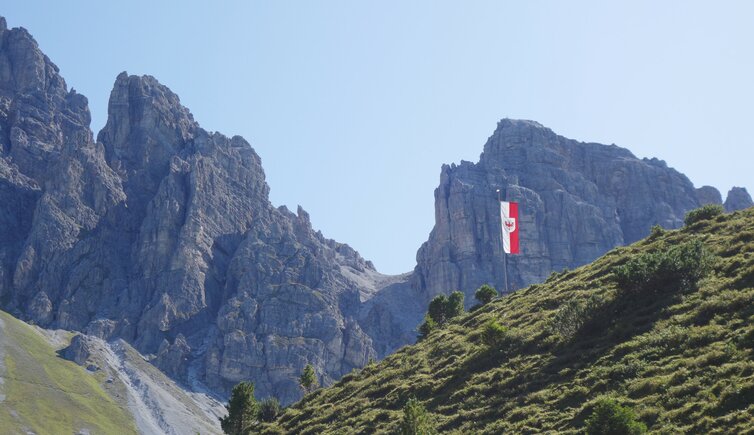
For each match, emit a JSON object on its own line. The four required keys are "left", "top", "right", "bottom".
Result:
{"left": 497, "top": 189, "right": 509, "bottom": 293}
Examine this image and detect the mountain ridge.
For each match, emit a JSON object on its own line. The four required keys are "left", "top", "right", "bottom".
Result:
{"left": 0, "top": 15, "right": 751, "bottom": 413}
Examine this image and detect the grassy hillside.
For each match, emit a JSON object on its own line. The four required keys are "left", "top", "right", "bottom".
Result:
{"left": 259, "top": 207, "right": 754, "bottom": 434}
{"left": 0, "top": 311, "right": 138, "bottom": 435}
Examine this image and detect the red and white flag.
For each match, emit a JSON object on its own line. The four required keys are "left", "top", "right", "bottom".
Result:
{"left": 500, "top": 201, "right": 520, "bottom": 254}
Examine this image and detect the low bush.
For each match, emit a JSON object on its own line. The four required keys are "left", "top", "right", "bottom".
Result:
{"left": 258, "top": 397, "right": 282, "bottom": 422}
{"left": 585, "top": 397, "right": 646, "bottom": 435}
{"left": 474, "top": 285, "right": 498, "bottom": 305}
{"left": 481, "top": 320, "right": 511, "bottom": 348}
{"left": 549, "top": 294, "right": 606, "bottom": 341}
{"left": 685, "top": 204, "right": 724, "bottom": 226}
{"left": 613, "top": 239, "right": 713, "bottom": 296}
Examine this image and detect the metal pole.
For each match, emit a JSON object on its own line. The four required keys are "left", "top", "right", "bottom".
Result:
{"left": 497, "top": 189, "right": 509, "bottom": 292}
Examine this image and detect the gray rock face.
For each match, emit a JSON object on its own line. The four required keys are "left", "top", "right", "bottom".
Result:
{"left": 0, "top": 17, "right": 399, "bottom": 405}
{"left": 696, "top": 185, "right": 723, "bottom": 206}
{"left": 724, "top": 187, "right": 753, "bottom": 212}
{"left": 61, "top": 334, "right": 99, "bottom": 366}
{"left": 412, "top": 119, "right": 704, "bottom": 303}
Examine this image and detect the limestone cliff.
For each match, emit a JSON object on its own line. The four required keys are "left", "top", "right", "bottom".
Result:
{"left": 0, "top": 17, "right": 398, "bottom": 404}
{"left": 412, "top": 119, "right": 751, "bottom": 304}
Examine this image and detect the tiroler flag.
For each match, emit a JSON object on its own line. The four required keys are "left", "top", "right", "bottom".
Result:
{"left": 500, "top": 201, "right": 520, "bottom": 254}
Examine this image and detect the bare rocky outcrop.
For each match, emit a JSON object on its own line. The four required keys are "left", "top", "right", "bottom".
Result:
{"left": 724, "top": 187, "right": 753, "bottom": 212}
{"left": 696, "top": 185, "right": 723, "bottom": 206}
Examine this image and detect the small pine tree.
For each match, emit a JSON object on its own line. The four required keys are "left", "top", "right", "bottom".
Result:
{"left": 474, "top": 285, "right": 498, "bottom": 305}
{"left": 397, "top": 397, "right": 437, "bottom": 435}
{"left": 427, "top": 295, "right": 448, "bottom": 325}
{"left": 585, "top": 397, "right": 646, "bottom": 435}
{"left": 417, "top": 314, "right": 437, "bottom": 340}
{"left": 299, "top": 363, "right": 319, "bottom": 394}
{"left": 258, "top": 397, "right": 281, "bottom": 422}
{"left": 220, "top": 381, "right": 259, "bottom": 435}
{"left": 446, "top": 291, "right": 465, "bottom": 319}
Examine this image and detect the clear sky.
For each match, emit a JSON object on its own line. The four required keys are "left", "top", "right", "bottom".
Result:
{"left": 4, "top": 1, "right": 752, "bottom": 274}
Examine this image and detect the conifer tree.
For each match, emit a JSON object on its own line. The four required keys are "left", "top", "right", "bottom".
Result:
{"left": 220, "top": 381, "right": 258, "bottom": 435}
{"left": 299, "top": 363, "right": 319, "bottom": 394}
{"left": 398, "top": 397, "right": 437, "bottom": 435}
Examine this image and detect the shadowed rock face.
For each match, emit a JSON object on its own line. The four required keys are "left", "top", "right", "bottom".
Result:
{"left": 0, "top": 17, "right": 405, "bottom": 405}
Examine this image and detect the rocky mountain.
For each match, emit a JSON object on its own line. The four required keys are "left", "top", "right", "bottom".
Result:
{"left": 411, "top": 119, "right": 752, "bottom": 304}
{"left": 0, "top": 15, "right": 751, "bottom": 418}
{"left": 0, "top": 16, "right": 404, "bottom": 406}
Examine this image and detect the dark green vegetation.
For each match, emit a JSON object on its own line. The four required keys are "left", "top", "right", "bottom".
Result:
{"left": 474, "top": 284, "right": 498, "bottom": 306}
{"left": 259, "top": 397, "right": 283, "bottom": 423}
{"left": 418, "top": 291, "right": 465, "bottom": 340}
{"left": 0, "top": 312, "right": 137, "bottom": 434}
{"left": 299, "top": 364, "right": 319, "bottom": 395}
{"left": 254, "top": 207, "right": 754, "bottom": 433}
{"left": 222, "top": 381, "right": 260, "bottom": 434}
{"left": 398, "top": 397, "right": 437, "bottom": 435}
{"left": 585, "top": 397, "right": 647, "bottom": 435}
{"left": 684, "top": 204, "right": 724, "bottom": 226}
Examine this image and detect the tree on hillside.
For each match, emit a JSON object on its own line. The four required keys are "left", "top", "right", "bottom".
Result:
{"left": 258, "top": 397, "right": 282, "bottom": 422}
{"left": 417, "top": 314, "right": 437, "bottom": 340}
{"left": 474, "top": 284, "right": 498, "bottom": 305}
{"left": 427, "top": 292, "right": 465, "bottom": 325}
{"left": 419, "top": 292, "right": 467, "bottom": 339}
{"left": 427, "top": 295, "right": 449, "bottom": 325}
{"left": 397, "top": 397, "right": 437, "bottom": 435}
{"left": 220, "top": 381, "right": 259, "bottom": 435}
{"left": 446, "top": 291, "right": 465, "bottom": 319}
{"left": 585, "top": 397, "right": 646, "bottom": 435}
{"left": 299, "top": 363, "right": 319, "bottom": 394}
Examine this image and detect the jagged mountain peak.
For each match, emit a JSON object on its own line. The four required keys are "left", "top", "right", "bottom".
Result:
{"left": 725, "top": 186, "right": 753, "bottom": 212}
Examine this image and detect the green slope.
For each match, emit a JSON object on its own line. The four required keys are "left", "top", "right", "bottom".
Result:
{"left": 260, "top": 207, "right": 754, "bottom": 434}
{"left": 0, "top": 311, "right": 137, "bottom": 435}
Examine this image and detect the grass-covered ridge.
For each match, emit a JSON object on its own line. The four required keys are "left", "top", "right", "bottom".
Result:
{"left": 260, "top": 207, "right": 754, "bottom": 434}
{"left": 0, "top": 311, "right": 137, "bottom": 435}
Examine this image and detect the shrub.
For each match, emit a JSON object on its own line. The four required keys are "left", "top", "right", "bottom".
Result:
{"left": 585, "top": 397, "right": 647, "bottom": 435}
{"left": 549, "top": 294, "right": 605, "bottom": 340}
{"left": 299, "top": 364, "right": 319, "bottom": 394}
{"left": 447, "top": 291, "right": 465, "bottom": 319}
{"left": 613, "top": 239, "right": 713, "bottom": 296}
{"left": 474, "top": 285, "right": 498, "bottom": 305}
{"left": 648, "top": 224, "right": 665, "bottom": 240}
{"left": 426, "top": 292, "right": 465, "bottom": 326}
{"left": 417, "top": 315, "right": 437, "bottom": 340}
{"left": 481, "top": 320, "right": 510, "bottom": 348}
{"left": 428, "top": 295, "right": 449, "bottom": 325}
{"left": 397, "top": 397, "right": 437, "bottom": 435}
{"left": 258, "top": 397, "right": 281, "bottom": 422}
{"left": 684, "top": 204, "right": 724, "bottom": 226}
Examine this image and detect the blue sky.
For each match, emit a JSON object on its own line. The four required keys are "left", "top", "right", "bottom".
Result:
{"left": 4, "top": 1, "right": 752, "bottom": 274}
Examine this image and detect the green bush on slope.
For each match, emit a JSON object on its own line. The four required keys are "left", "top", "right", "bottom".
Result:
{"left": 684, "top": 204, "right": 724, "bottom": 226}
{"left": 585, "top": 397, "right": 646, "bottom": 435}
